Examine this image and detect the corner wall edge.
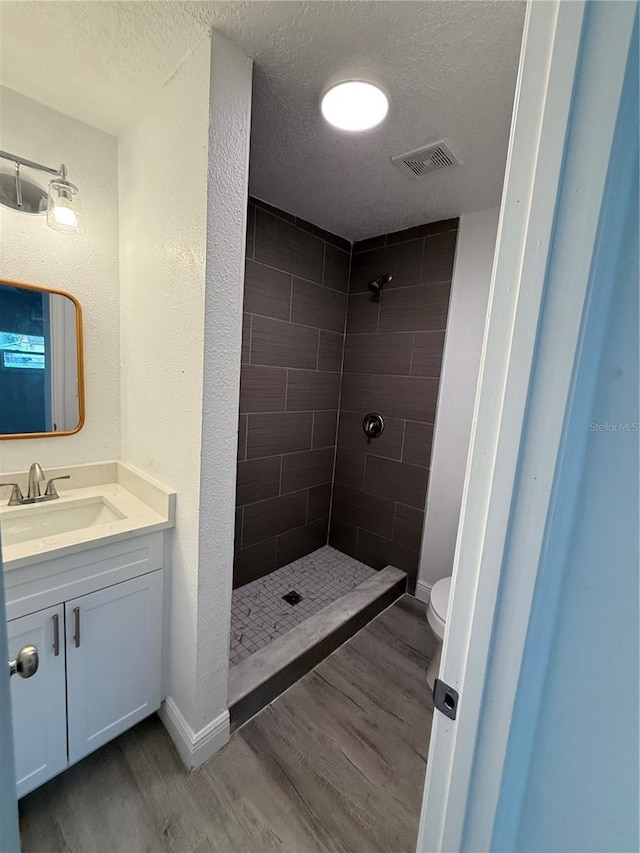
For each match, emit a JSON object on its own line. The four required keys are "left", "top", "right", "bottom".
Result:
{"left": 159, "top": 696, "right": 230, "bottom": 770}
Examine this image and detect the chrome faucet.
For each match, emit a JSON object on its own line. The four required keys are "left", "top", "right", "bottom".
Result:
{"left": 27, "top": 462, "right": 46, "bottom": 500}
{"left": 0, "top": 463, "right": 70, "bottom": 506}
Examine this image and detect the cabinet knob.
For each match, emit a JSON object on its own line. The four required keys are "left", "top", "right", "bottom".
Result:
{"left": 9, "top": 645, "right": 39, "bottom": 679}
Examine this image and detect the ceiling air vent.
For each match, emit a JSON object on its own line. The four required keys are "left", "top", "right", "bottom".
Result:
{"left": 391, "top": 140, "right": 460, "bottom": 179}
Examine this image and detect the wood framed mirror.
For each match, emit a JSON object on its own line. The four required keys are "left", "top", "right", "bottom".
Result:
{"left": 0, "top": 278, "right": 85, "bottom": 439}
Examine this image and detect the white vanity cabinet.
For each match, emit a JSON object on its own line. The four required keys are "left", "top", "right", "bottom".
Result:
{"left": 7, "top": 604, "right": 67, "bottom": 797}
{"left": 5, "top": 531, "right": 166, "bottom": 798}
{"left": 66, "top": 571, "right": 162, "bottom": 764}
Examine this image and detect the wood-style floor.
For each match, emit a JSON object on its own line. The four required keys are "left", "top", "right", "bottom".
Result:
{"left": 19, "top": 595, "right": 436, "bottom": 853}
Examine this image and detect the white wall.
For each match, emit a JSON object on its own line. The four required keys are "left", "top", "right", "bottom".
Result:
{"left": 118, "top": 36, "right": 210, "bottom": 733}
{"left": 417, "top": 208, "right": 499, "bottom": 595}
{"left": 119, "top": 31, "right": 252, "bottom": 754}
{"left": 196, "top": 31, "right": 252, "bottom": 732}
{"left": 0, "top": 87, "right": 120, "bottom": 473}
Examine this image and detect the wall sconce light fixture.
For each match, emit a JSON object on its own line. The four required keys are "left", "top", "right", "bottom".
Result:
{"left": 0, "top": 149, "right": 84, "bottom": 235}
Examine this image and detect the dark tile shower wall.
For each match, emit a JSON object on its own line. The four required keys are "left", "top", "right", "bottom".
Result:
{"left": 234, "top": 199, "right": 350, "bottom": 588}
{"left": 329, "top": 218, "right": 459, "bottom": 588}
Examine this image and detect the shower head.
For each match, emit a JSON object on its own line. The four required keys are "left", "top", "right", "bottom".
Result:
{"left": 368, "top": 273, "right": 393, "bottom": 296}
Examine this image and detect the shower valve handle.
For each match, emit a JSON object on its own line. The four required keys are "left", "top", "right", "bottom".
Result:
{"left": 363, "top": 412, "right": 385, "bottom": 440}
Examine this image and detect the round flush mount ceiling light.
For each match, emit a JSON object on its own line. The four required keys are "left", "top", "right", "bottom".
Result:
{"left": 321, "top": 80, "right": 389, "bottom": 131}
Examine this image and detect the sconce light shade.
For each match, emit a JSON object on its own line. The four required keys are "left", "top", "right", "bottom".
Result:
{"left": 47, "top": 173, "right": 84, "bottom": 235}
{"left": 0, "top": 151, "right": 85, "bottom": 235}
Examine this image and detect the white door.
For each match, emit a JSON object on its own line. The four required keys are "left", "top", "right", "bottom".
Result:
{"left": 66, "top": 571, "right": 162, "bottom": 765}
{"left": 0, "top": 538, "right": 20, "bottom": 852}
{"left": 417, "top": 2, "right": 638, "bottom": 850}
{"left": 8, "top": 604, "right": 67, "bottom": 798}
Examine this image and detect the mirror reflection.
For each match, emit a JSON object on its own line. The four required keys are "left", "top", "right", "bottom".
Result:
{"left": 0, "top": 280, "right": 84, "bottom": 437}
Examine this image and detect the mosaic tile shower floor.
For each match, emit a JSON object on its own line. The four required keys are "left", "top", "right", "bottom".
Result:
{"left": 229, "top": 545, "right": 376, "bottom": 667}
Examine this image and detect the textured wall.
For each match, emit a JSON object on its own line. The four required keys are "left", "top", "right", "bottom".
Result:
{"left": 418, "top": 208, "right": 498, "bottom": 593}
{"left": 0, "top": 86, "right": 120, "bottom": 473}
{"left": 197, "top": 32, "right": 252, "bottom": 728}
{"left": 118, "top": 36, "right": 210, "bottom": 730}
{"left": 234, "top": 198, "right": 350, "bottom": 587}
{"left": 329, "top": 218, "right": 458, "bottom": 588}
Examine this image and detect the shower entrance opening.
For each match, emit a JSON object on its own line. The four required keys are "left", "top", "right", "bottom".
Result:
{"left": 230, "top": 196, "right": 458, "bottom": 727}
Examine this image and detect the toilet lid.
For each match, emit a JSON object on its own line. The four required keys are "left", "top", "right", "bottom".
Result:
{"left": 430, "top": 577, "right": 452, "bottom": 622}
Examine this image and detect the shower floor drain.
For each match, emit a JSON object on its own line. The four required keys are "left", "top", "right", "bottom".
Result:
{"left": 282, "top": 590, "right": 303, "bottom": 605}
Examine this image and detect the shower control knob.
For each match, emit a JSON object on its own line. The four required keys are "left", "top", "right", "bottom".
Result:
{"left": 363, "top": 412, "right": 385, "bottom": 439}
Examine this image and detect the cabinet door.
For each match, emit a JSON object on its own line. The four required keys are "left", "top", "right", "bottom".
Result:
{"left": 66, "top": 570, "right": 162, "bottom": 765}
{"left": 7, "top": 604, "right": 67, "bottom": 797}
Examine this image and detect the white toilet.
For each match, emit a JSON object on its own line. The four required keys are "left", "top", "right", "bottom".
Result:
{"left": 426, "top": 576, "right": 452, "bottom": 690}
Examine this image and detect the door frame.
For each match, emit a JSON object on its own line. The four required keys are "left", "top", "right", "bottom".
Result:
{"left": 0, "top": 530, "right": 20, "bottom": 851}
{"left": 417, "top": 1, "right": 637, "bottom": 850}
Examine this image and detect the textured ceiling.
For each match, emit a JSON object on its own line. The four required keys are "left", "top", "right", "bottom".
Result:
{"left": 0, "top": 1, "right": 525, "bottom": 241}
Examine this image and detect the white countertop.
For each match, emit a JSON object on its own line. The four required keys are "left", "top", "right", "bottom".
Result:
{"left": 0, "top": 462, "right": 176, "bottom": 572}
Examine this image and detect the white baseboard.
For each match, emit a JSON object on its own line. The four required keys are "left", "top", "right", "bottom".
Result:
{"left": 159, "top": 696, "right": 229, "bottom": 770}
{"left": 414, "top": 580, "right": 432, "bottom": 604}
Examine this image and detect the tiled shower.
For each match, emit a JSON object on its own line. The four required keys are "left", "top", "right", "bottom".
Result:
{"left": 232, "top": 196, "right": 458, "bottom": 664}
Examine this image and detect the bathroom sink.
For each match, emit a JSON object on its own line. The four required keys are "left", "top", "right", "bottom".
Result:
{"left": 1, "top": 497, "right": 125, "bottom": 546}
